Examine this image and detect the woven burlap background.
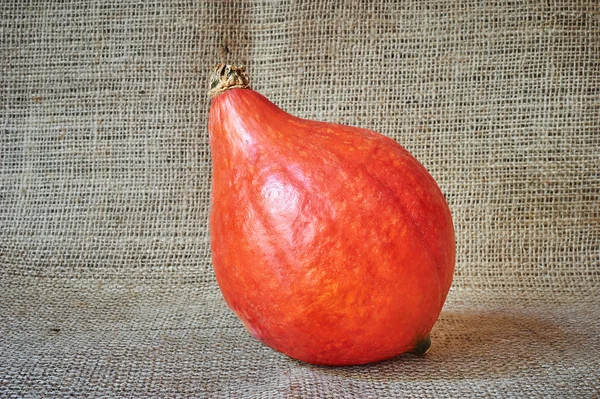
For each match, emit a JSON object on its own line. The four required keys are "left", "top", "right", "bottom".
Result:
{"left": 2, "top": 1, "right": 599, "bottom": 397}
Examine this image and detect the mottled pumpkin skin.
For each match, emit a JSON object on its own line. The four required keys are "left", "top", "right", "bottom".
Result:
{"left": 208, "top": 88, "right": 455, "bottom": 366}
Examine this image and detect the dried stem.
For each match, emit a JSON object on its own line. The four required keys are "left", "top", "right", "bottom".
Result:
{"left": 208, "top": 64, "right": 251, "bottom": 99}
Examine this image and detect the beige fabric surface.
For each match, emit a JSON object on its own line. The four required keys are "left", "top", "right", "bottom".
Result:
{"left": 1, "top": 0, "right": 599, "bottom": 397}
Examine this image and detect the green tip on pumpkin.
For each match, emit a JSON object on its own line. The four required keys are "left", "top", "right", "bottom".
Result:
{"left": 209, "top": 64, "right": 251, "bottom": 99}
{"left": 411, "top": 335, "right": 432, "bottom": 356}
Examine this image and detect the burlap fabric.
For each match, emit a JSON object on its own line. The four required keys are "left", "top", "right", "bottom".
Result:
{"left": 1, "top": 1, "right": 599, "bottom": 397}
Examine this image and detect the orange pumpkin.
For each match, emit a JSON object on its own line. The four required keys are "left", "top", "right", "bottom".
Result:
{"left": 208, "top": 64, "right": 455, "bottom": 366}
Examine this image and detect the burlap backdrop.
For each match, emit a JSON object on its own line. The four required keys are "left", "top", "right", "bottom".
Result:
{"left": 1, "top": 1, "right": 599, "bottom": 397}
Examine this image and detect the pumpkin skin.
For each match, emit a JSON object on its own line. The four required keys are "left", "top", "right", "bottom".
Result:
{"left": 208, "top": 66, "right": 455, "bottom": 366}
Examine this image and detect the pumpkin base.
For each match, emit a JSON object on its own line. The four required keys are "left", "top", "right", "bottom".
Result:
{"left": 411, "top": 335, "right": 432, "bottom": 356}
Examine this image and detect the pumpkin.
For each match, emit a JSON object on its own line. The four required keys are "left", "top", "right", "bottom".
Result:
{"left": 208, "top": 64, "right": 455, "bottom": 366}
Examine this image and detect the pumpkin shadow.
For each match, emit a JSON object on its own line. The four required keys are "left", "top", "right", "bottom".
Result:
{"left": 294, "top": 308, "right": 581, "bottom": 381}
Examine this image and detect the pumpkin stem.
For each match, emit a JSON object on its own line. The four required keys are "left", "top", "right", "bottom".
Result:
{"left": 208, "top": 64, "right": 251, "bottom": 99}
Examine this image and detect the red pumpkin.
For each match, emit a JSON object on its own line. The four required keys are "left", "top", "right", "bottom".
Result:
{"left": 208, "top": 64, "right": 455, "bottom": 366}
